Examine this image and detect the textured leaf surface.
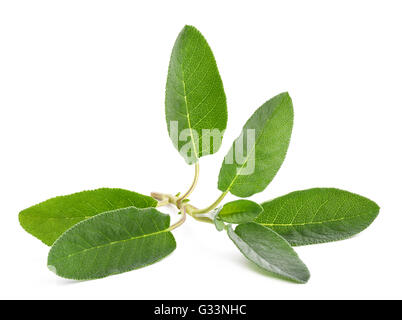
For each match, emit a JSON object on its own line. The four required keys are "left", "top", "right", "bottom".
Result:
{"left": 218, "top": 92, "right": 293, "bottom": 197}
{"left": 166, "top": 25, "right": 227, "bottom": 164}
{"left": 214, "top": 213, "right": 225, "bottom": 231}
{"left": 227, "top": 222, "right": 310, "bottom": 283}
{"left": 48, "top": 207, "right": 176, "bottom": 280}
{"left": 19, "top": 188, "right": 157, "bottom": 246}
{"left": 255, "top": 188, "right": 380, "bottom": 246}
{"left": 217, "top": 200, "right": 262, "bottom": 224}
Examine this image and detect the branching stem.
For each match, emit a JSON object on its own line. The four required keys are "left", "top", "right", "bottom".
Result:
{"left": 168, "top": 206, "right": 187, "bottom": 231}
{"left": 152, "top": 164, "right": 229, "bottom": 228}
{"left": 151, "top": 192, "right": 214, "bottom": 225}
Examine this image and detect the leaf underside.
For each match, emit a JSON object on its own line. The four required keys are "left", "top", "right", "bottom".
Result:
{"left": 48, "top": 207, "right": 176, "bottom": 280}
{"left": 255, "top": 188, "right": 380, "bottom": 246}
{"left": 19, "top": 188, "right": 157, "bottom": 246}
{"left": 166, "top": 25, "right": 227, "bottom": 164}
{"left": 227, "top": 222, "right": 310, "bottom": 283}
{"left": 214, "top": 215, "right": 225, "bottom": 231}
{"left": 218, "top": 92, "right": 293, "bottom": 197}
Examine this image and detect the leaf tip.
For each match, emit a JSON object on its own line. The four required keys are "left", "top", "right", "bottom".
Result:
{"left": 281, "top": 91, "right": 293, "bottom": 104}
{"left": 180, "top": 25, "right": 204, "bottom": 41}
{"left": 296, "top": 269, "right": 311, "bottom": 284}
{"left": 283, "top": 262, "right": 310, "bottom": 284}
{"left": 183, "top": 24, "right": 197, "bottom": 31}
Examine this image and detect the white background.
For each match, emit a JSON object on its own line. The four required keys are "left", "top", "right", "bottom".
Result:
{"left": 1, "top": 1, "right": 401, "bottom": 300}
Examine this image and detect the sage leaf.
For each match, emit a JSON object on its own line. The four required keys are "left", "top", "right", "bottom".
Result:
{"left": 19, "top": 188, "right": 157, "bottom": 246}
{"left": 254, "top": 188, "right": 380, "bottom": 246}
{"left": 218, "top": 92, "right": 293, "bottom": 197}
{"left": 217, "top": 200, "right": 263, "bottom": 224}
{"left": 211, "top": 207, "right": 225, "bottom": 231}
{"left": 165, "top": 25, "right": 227, "bottom": 164}
{"left": 227, "top": 222, "right": 310, "bottom": 283}
{"left": 214, "top": 216, "right": 225, "bottom": 231}
{"left": 47, "top": 207, "right": 176, "bottom": 280}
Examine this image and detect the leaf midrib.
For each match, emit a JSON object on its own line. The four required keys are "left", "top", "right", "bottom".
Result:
{"left": 222, "top": 95, "right": 289, "bottom": 193}
{"left": 222, "top": 115, "right": 266, "bottom": 193}
{"left": 260, "top": 211, "right": 372, "bottom": 227}
{"left": 181, "top": 62, "right": 199, "bottom": 162}
{"left": 25, "top": 215, "right": 92, "bottom": 220}
{"left": 50, "top": 228, "right": 170, "bottom": 263}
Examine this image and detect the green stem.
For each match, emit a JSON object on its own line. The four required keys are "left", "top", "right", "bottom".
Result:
{"left": 190, "top": 212, "right": 214, "bottom": 224}
{"left": 151, "top": 172, "right": 226, "bottom": 226}
{"left": 156, "top": 199, "right": 170, "bottom": 207}
{"left": 191, "top": 191, "right": 228, "bottom": 214}
{"left": 168, "top": 206, "right": 187, "bottom": 231}
{"left": 177, "top": 162, "right": 199, "bottom": 205}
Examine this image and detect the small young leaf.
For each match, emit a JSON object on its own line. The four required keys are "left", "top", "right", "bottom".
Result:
{"left": 218, "top": 92, "right": 293, "bottom": 197}
{"left": 254, "top": 188, "right": 380, "bottom": 246}
{"left": 214, "top": 217, "right": 225, "bottom": 232}
{"left": 165, "top": 25, "right": 227, "bottom": 164}
{"left": 210, "top": 207, "right": 225, "bottom": 231}
{"left": 47, "top": 207, "right": 176, "bottom": 280}
{"left": 217, "top": 200, "right": 263, "bottom": 224}
{"left": 19, "top": 188, "right": 157, "bottom": 246}
{"left": 227, "top": 222, "right": 310, "bottom": 283}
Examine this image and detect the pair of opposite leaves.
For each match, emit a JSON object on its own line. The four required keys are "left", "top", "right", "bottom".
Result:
{"left": 19, "top": 26, "right": 379, "bottom": 283}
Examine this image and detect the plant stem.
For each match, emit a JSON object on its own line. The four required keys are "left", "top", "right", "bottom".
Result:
{"left": 177, "top": 162, "right": 199, "bottom": 205}
{"left": 191, "top": 191, "right": 228, "bottom": 214}
{"left": 156, "top": 199, "right": 170, "bottom": 207}
{"left": 168, "top": 206, "right": 187, "bottom": 231}
{"left": 190, "top": 212, "right": 214, "bottom": 224}
{"left": 151, "top": 173, "right": 225, "bottom": 226}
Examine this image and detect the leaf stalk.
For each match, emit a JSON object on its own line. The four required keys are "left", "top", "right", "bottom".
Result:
{"left": 190, "top": 191, "right": 228, "bottom": 214}
{"left": 151, "top": 192, "right": 214, "bottom": 225}
{"left": 176, "top": 162, "right": 199, "bottom": 207}
{"left": 168, "top": 206, "right": 187, "bottom": 231}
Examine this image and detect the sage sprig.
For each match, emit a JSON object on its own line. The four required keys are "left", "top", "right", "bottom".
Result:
{"left": 19, "top": 25, "right": 379, "bottom": 283}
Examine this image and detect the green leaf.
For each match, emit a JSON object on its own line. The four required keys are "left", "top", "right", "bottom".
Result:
{"left": 47, "top": 207, "right": 176, "bottom": 280}
{"left": 254, "top": 188, "right": 380, "bottom": 246}
{"left": 227, "top": 222, "right": 310, "bottom": 283}
{"left": 214, "top": 217, "right": 225, "bottom": 232}
{"left": 212, "top": 208, "right": 225, "bottom": 231}
{"left": 165, "top": 25, "right": 227, "bottom": 164}
{"left": 217, "top": 200, "right": 263, "bottom": 224}
{"left": 218, "top": 92, "right": 293, "bottom": 197}
{"left": 19, "top": 188, "right": 157, "bottom": 246}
